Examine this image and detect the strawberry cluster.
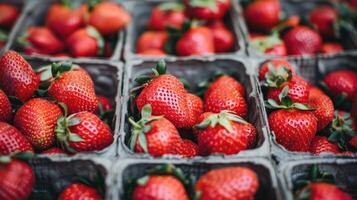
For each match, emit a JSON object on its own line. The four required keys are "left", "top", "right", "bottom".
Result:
{"left": 17, "top": 0, "right": 131, "bottom": 58}
{"left": 261, "top": 59, "right": 357, "bottom": 155}
{"left": 128, "top": 60, "right": 256, "bottom": 157}
{"left": 136, "top": 0, "right": 235, "bottom": 57}
{"left": 0, "top": 3, "right": 19, "bottom": 49}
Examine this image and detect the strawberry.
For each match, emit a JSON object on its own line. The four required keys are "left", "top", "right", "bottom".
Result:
{"left": 194, "top": 111, "right": 255, "bottom": 155}
{"left": 139, "top": 49, "right": 167, "bottom": 56}
{"left": 54, "top": 53, "right": 71, "bottom": 58}
{"left": 327, "top": 111, "right": 356, "bottom": 150}
{"left": 0, "top": 50, "right": 39, "bottom": 101}
{"left": 176, "top": 26, "right": 215, "bottom": 56}
{"left": 56, "top": 111, "right": 113, "bottom": 152}
{"left": 184, "top": 0, "right": 230, "bottom": 21}
{"left": 46, "top": 2, "right": 87, "bottom": 38}
{"left": 283, "top": 26, "right": 322, "bottom": 55}
{"left": 352, "top": 95, "right": 357, "bottom": 122}
{"left": 58, "top": 183, "right": 103, "bottom": 200}
{"left": 203, "top": 75, "right": 247, "bottom": 117}
{"left": 14, "top": 98, "right": 63, "bottom": 150}
{"left": 0, "top": 89, "right": 11, "bottom": 122}
{"left": 196, "top": 167, "right": 259, "bottom": 200}
{"left": 66, "top": 26, "right": 104, "bottom": 57}
{"left": 297, "top": 183, "right": 352, "bottom": 200}
{"left": 89, "top": 2, "right": 131, "bottom": 36}
{"left": 135, "top": 61, "right": 203, "bottom": 128}
{"left": 0, "top": 122, "right": 33, "bottom": 155}
{"left": 133, "top": 175, "right": 189, "bottom": 200}
{"left": 309, "top": 87, "right": 334, "bottom": 131}
{"left": 148, "top": 2, "right": 186, "bottom": 31}
{"left": 0, "top": 3, "right": 18, "bottom": 27}
{"left": 244, "top": 0, "right": 281, "bottom": 33}
{"left": 250, "top": 33, "right": 287, "bottom": 56}
{"left": 309, "top": 136, "right": 340, "bottom": 155}
{"left": 309, "top": 6, "right": 338, "bottom": 38}
{"left": 0, "top": 159, "right": 35, "bottom": 200}
{"left": 136, "top": 31, "right": 168, "bottom": 53}
{"left": 323, "top": 70, "right": 357, "bottom": 100}
{"left": 173, "top": 139, "right": 199, "bottom": 157}
{"left": 320, "top": 43, "right": 344, "bottom": 54}
{"left": 41, "top": 147, "right": 66, "bottom": 155}
{"left": 208, "top": 20, "right": 235, "bottom": 53}
{"left": 259, "top": 59, "right": 295, "bottom": 81}
{"left": 97, "top": 95, "right": 111, "bottom": 112}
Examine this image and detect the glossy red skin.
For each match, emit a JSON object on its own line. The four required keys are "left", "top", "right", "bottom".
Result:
{"left": 173, "top": 139, "right": 199, "bottom": 157}
{"left": 66, "top": 28, "right": 98, "bottom": 58}
{"left": 139, "top": 49, "right": 167, "bottom": 56}
{"left": 323, "top": 70, "right": 357, "bottom": 100}
{"left": 209, "top": 21, "right": 234, "bottom": 53}
{"left": 54, "top": 53, "right": 71, "bottom": 58}
{"left": 133, "top": 176, "right": 189, "bottom": 200}
{"left": 58, "top": 183, "right": 103, "bottom": 200}
{"left": 298, "top": 183, "right": 353, "bottom": 200}
{"left": 46, "top": 4, "right": 87, "bottom": 38}
{"left": 184, "top": 0, "right": 230, "bottom": 21}
{"left": 26, "top": 27, "right": 64, "bottom": 54}
{"left": 0, "top": 89, "right": 11, "bottom": 122}
{"left": 0, "top": 3, "right": 19, "bottom": 27}
{"left": 205, "top": 75, "right": 245, "bottom": 97}
{"left": 309, "top": 136, "right": 340, "bottom": 155}
{"left": 0, "top": 160, "right": 35, "bottom": 200}
{"left": 0, "top": 50, "right": 39, "bottom": 101}
{"left": 320, "top": 43, "right": 344, "bottom": 54}
{"left": 309, "top": 87, "right": 334, "bottom": 131}
{"left": 176, "top": 26, "right": 215, "bottom": 56}
{"left": 196, "top": 167, "right": 259, "bottom": 200}
{"left": 0, "top": 122, "right": 33, "bottom": 155}
{"left": 136, "top": 31, "right": 168, "bottom": 53}
{"left": 23, "top": 46, "right": 49, "bottom": 56}
{"left": 283, "top": 26, "right": 322, "bottom": 55}
{"left": 269, "top": 109, "right": 317, "bottom": 152}
{"left": 250, "top": 34, "right": 287, "bottom": 56}
{"left": 148, "top": 5, "right": 186, "bottom": 30}
{"left": 309, "top": 6, "right": 338, "bottom": 38}
{"left": 68, "top": 111, "right": 113, "bottom": 152}
{"left": 41, "top": 147, "right": 66, "bottom": 155}
{"left": 259, "top": 59, "right": 295, "bottom": 81}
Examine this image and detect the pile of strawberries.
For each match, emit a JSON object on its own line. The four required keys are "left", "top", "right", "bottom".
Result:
{"left": 243, "top": 0, "right": 355, "bottom": 56}
{"left": 0, "top": 50, "right": 115, "bottom": 156}
{"left": 136, "top": 0, "right": 235, "bottom": 56}
{"left": 0, "top": 3, "right": 19, "bottom": 49}
{"left": 261, "top": 59, "right": 357, "bottom": 155}
{"left": 17, "top": 0, "right": 130, "bottom": 58}
{"left": 128, "top": 60, "right": 256, "bottom": 157}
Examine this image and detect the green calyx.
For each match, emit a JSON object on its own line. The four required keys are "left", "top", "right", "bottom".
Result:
{"left": 134, "top": 60, "right": 167, "bottom": 85}
{"left": 194, "top": 110, "right": 247, "bottom": 133}
{"left": 189, "top": 0, "right": 219, "bottom": 11}
{"left": 128, "top": 104, "right": 163, "bottom": 153}
{"left": 263, "top": 63, "right": 292, "bottom": 88}
{"left": 0, "top": 151, "right": 34, "bottom": 164}
{"left": 251, "top": 33, "right": 282, "bottom": 54}
{"left": 265, "top": 86, "right": 314, "bottom": 111}
{"left": 17, "top": 31, "right": 30, "bottom": 47}
{"left": 0, "top": 29, "right": 8, "bottom": 42}
{"left": 159, "top": 2, "right": 185, "bottom": 11}
{"left": 328, "top": 111, "right": 356, "bottom": 150}
{"left": 97, "top": 102, "right": 114, "bottom": 125}
{"left": 87, "top": 26, "right": 105, "bottom": 56}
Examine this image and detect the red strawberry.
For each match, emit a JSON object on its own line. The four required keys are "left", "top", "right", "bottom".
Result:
{"left": 133, "top": 176, "right": 189, "bottom": 200}
{"left": 0, "top": 89, "right": 11, "bottom": 122}
{"left": 259, "top": 59, "right": 295, "bottom": 81}
{"left": 309, "top": 87, "right": 334, "bottom": 131}
{"left": 176, "top": 26, "right": 215, "bottom": 56}
{"left": 66, "top": 26, "right": 104, "bottom": 57}
{"left": 56, "top": 111, "right": 113, "bottom": 152}
{"left": 0, "top": 122, "right": 33, "bottom": 155}
{"left": 297, "top": 183, "right": 352, "bottom": 200}
{"left": 136, "top": 31, "right": 168, "bottom": 53}
{"left": 0, "top": 50, "right": 39, "bottom": 101}
{"left": 97, "top": 95, "right": 111, "bottom": 112}
{"left": 244, "top": 0, "right": 281, "bottom": 33}
{"left": 320, "top": 43, "right": 344, "bottom": 54}
{"left": 173, "top": 139, "right": 199, "bottom": 158}
{"left": 0, "top": 160, "right": 35, "bottom": 200}
{"left": 196, "top": 167, "right": 259, "bottom": 200}
{"left": 54, "top": 53, "right": 71, "bottom": 58}
{"left": 184, "top": 0, "right": 230, "bottom": 21}
{"left": 89, "top": 2, "right": 131, "bottom": 35}
{"left": 58, "top": 183, "right": 103, "bottom": 200}
{"left": 148, "top": 2, "right": 186, "bottom": 31}
{"left": 323, "top": 70, "right": 357, "bottom": 100}
{"left": 14, "top": 98, "right": 63, "bottom": 150}
{"left": 203, "top": 75, "right": 247, "bottom": 117}
{"left": 139, "top": 49, "right": 167, "bottom": 56}
{"left": 194, "top": 111, "right": 255, "bottom": 155}
{"left": 135, "top": 61, "right": 203, "bottom": 128}
{"left": 309, "top": 6, "right": 338, "bottom": 38}
{"left": 208, "top": 20, "right": 234, "bottom": 53}
{"left": 41, "top": 147, "right": 66, "bottom": 155}
{"left": 0, "top": 3, "right": 18, "bottom": 27}
{"left": 250, "top": 33, "right": 287, "bottom": 56}
{"left": 328, "top": 111, "right": 357, "bottom": 149}
{"left": 309, "top": 136, "right": 340, "bottom": 155}
{"left": 46, "top": 3, "right": 87, "bottom": 38}
{"left": 283, "top": 26, "right": 322, "bottom": 55}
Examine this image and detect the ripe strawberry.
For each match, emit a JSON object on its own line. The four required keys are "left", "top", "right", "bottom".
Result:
{"left": 89, "top": 2, "right": 131, "bottom": 36}
{"left": 14, "top": 98, "right": 62, "bottom": 150}
{"left": 148, "top": 2, "right": 186, "bottom": 31}
{"left": 194, "top": 111, "right": 255, "bottom": 155}
{"left": 46, "top": 3, "right": 87, "bottom": 38}
{"left": 309, "top": 136, "right": 340, "bottom": 155}
{"left": 54, "top": 53, "right": 71, "bottom": 58}
{"left": 320, "top": 43, "right": 344, "bottom": 54}
{"left": 41, "top": 147, "right": 66, "bottom": 155}
{"left": 184, "top": 0, "right": 230, "bottom": 21}
{"left": 58, "top": 183, "right": 103, "bottom": 200}
{"left": 203, "top": 75, "right": 247, "bottom": 117}
{"left": 283, "top": 26, "right": 322, "bottom": 55}
{"left": 0, "top": 160, "right": 35, "bottom": 200}
{"left": 297, "top": 183, "right": 352, "bottom": 200}
{"left": 309, "top": 6, "right": 338, "bottom": 38}
{"left": 250, "top": 33, "right": 287, "bottom": 56}
{"left": 259, "top": 59, "right": 295, "bottom": 81}
{"left": 0, "top": 50, "right": 39, "bottom": 101}
{"left": 173, "top": 139, "right": 199, "bottom": 157}
{"left": 327, "top": 111, "right": 357, "bottom": 150}
{"left": 139, "top": 49, "right": 167, "bottom": 56}
{"left": 244, "top": 0, "right": 281, "bottom": 33}
{"left": 56, "top": 111, "right": 113, "bottom": 152}
{"left": 97, "top": 95, "right": 111, "bottom": 112}
{"left": 135, "top": 61, "right": 203, "bottom": 128}
{"left": 176, "top": 26, "right": 215, "bottom": 56}
{"left": 136, "top": 31, "right": 168, "bottom": 53}
{"left": 0, "top": 122, "right": 33, "bottom": 155}
{"left": 133, "top": 175, "right": 189, "bottom": 200}
{"left": 66, "top": 26, "right": 104, "bottom": 57}
{"left": 0, "top": 89, "right": 11, "bottom": 122}
{"left": 309, "top": 87, "right": 334, "bottom": 131}
{"left": 323, "top": 70, "right": 357, "bottom": 100}
{"left": 0, "top": 3, "right": 18, "bottom": 27}
{"left": 196, "top": 167, "right": 259, "bottom": 200}
{"left": 208, "top": 20, "right": 235, "bottom": 53}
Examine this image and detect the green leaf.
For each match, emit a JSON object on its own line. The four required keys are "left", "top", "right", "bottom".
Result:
{"left": 141, "top": 104, "right": 152, "bottom": 119}
{"left": 293, "top": 103, "right": 314, "bottom": 111}
{"left": 39, "top": 68, "right": 52, "bottom": 81}
{"left": 68, "top": 133, "right": 84, "bottom": 142}
{"left": 0, "top": 29, "right": 8, "bottom": 41}
{"left": 138, "top": 133, "right": 148, "bottom": 153}
{"left": 0, "top": 156, "right": 11, "bottom": 163}
{"left": 129, "top": 131, "right": 139, "bottom": 151}
{"left": 219, "top": 117, "right": 233, "bottom": 132}
{"left": 137, "top": 176, "right": 149, "bottom": 186}
{"left": 279, "top": 86, "right": 289, "bottom": 101}
{"left": 159, "top": 2, "right": 184, "bottom": 11}
{"left": 135, "top": 75, "right": 152, "bottom": 85}
{"left": 328, "top": 132, "right": 341, "bottom": 143}
{"left": 57, "top": 102, "right": 68, "bottom": 116}
{"left": 296, "top": 188, "right": 311, "bottom": 200}
{"left": 189, "top": 0, "right": 218, "bottom": 11}
{"left": 156, "top": 60, "right": 167, "bottom": 75}
{"left": 194, "top": 118, "right": 211, "bottom": 129}
{"left": 143, "top": 125, "right": 152, "bottom": 133}
{"left": 68, "top": 117, "right": 81, "bottom": 126}
{"left": 87, "top": 26, "right": 104, "bottom": 56}
{"left": 12, "top": 151, "right": 34, "bottom": 160}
